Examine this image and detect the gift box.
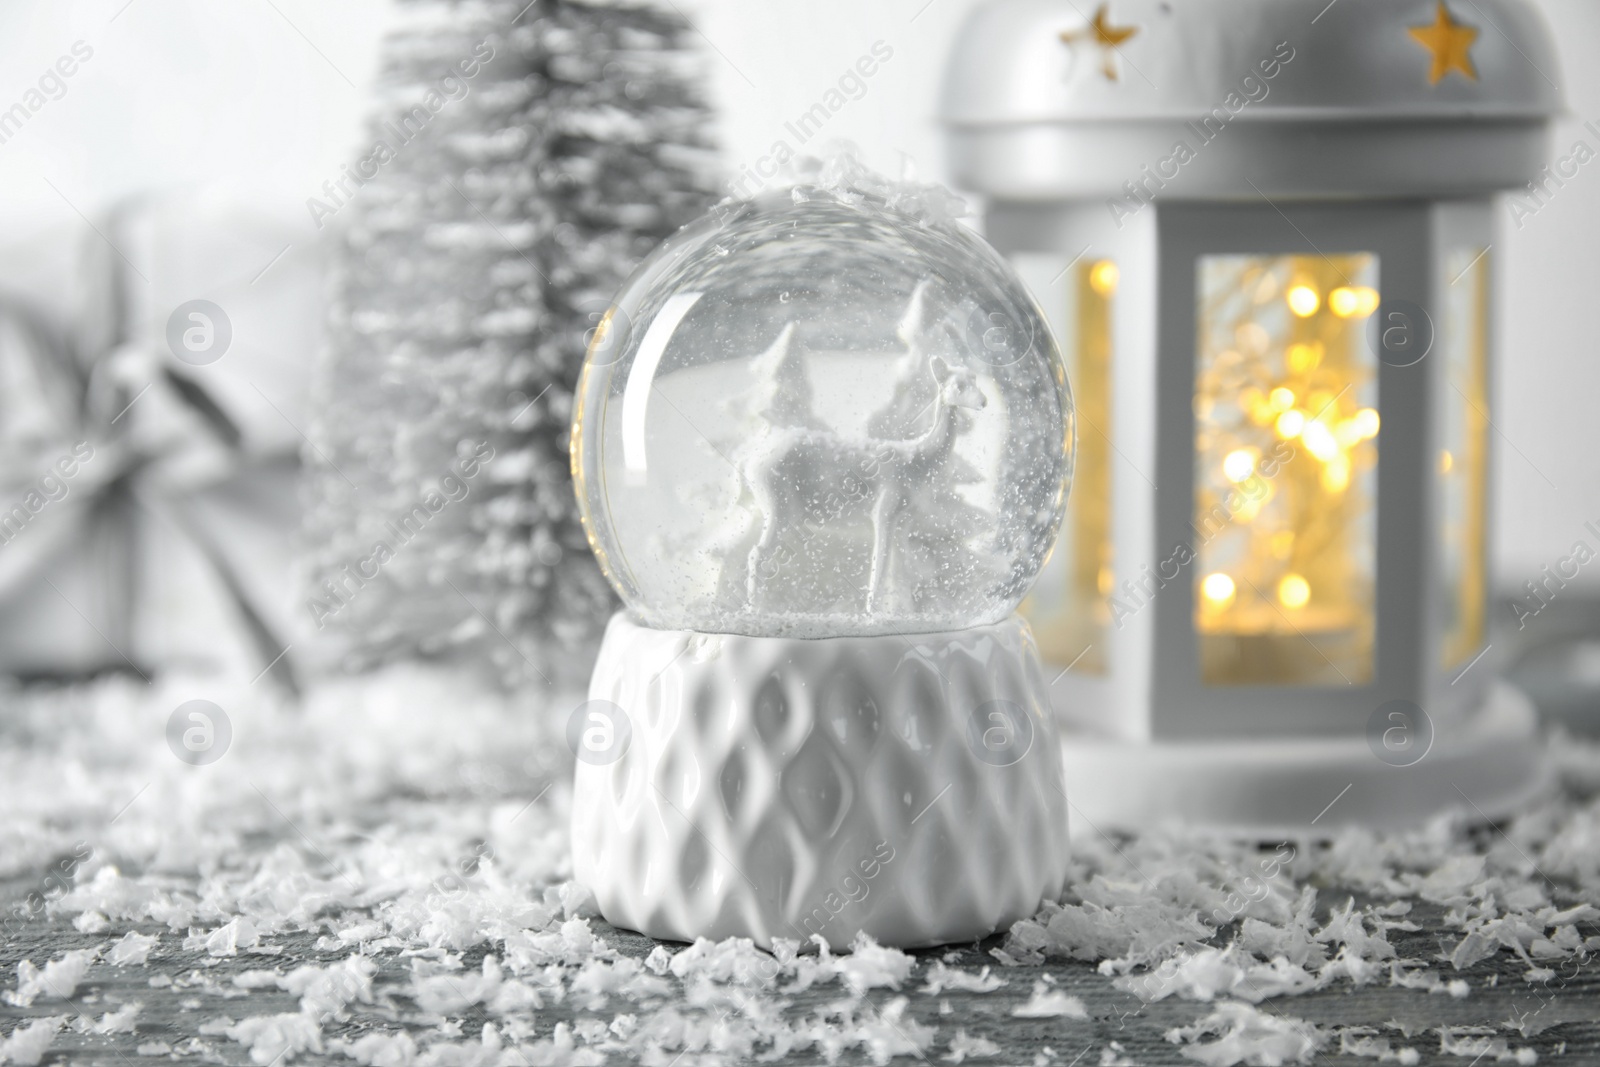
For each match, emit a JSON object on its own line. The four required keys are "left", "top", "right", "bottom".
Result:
{"left": 0, "top": 188, "right": 323, "bottom": 689}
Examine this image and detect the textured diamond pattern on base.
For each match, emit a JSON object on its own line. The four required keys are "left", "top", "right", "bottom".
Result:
{"left": 571, "top": 613, "right": 1070, "bottom": 950}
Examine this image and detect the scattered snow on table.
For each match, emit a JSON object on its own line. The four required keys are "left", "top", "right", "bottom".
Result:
{"left": 1, "top": 667, "right": 1598, "bottom": 1064}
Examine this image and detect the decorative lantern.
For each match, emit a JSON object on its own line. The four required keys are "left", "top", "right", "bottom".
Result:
{"left": 942, "top": 0, "right": 1564, "bottom": 833}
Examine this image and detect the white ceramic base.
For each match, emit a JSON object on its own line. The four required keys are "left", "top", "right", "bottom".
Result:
{"left": 1060, "top": 681, "right": 1549, "bottom": 839}
{"left": 571, "top": 612, "right": 1070, "bottom": 950}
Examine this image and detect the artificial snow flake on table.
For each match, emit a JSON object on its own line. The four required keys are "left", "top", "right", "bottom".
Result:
{"left": 52, "top": 865, "right": 168, "bottom": 926}
{"left": 3, "top": 948, "right": 98, "bottom": 1006}
{"left": 1005, "top": 898, "right": 1214, "bottom": 969}
{"left": 1386, "top": 962, "right": 1470, "bottom": 997}
{"left": 1530, "top": 922, "right": 1586, "bottom": 958}
{"left": 1314, "top": 898, "right": 1397, "bottom": 971}
{"left": 412, "top": 954, "right": 505, "bottom": 1015}
{"left": 818, "top": 996, "right": 937, "bottom": 1066}
{"left": 333, "top": 1030, "right": 418, "bottom": 1067}
{"left": 942, "top": 1028, "right": 1001, "bottom": 1062}
{"left": 225, "top": 1012, "right": 325, "bottom": 1065}
{"left": 86, "top": 1002, "right": 140, "bottom": 1034}
{"left": 106, "top": 931, "right": 159, "bottom": 966}
{"left": 1334, "top": 1027, "right": 1420, "bottom": 1064}
{"left": 558, "top": 881, "right": 599, "bottom": 919}
{"left": 334, "top": 920, "right": 386, "bottom": 945}
{"left": 189, "top": 915, "right": 260, "bottom": 956}
{"left": 1114, "top": 945, "right": 1319, "bottom": 1004}
{"left": 1097, "top": 1041, "right": 1139, "bottom": 1066}
{"left": 1436, "top": 1025, "right": 1539, "bottom": 1064}
{"left": 1010, "top": 980, "right": 1089, "bottom": 1018}
{"left": 1165, "top": 1001, "right": 1326, "bottom": 1066}
{"left": 1416, "top": 854, "right": 1489, "bottom": 902}
{"left": 659, "top": 932, "right": 921, "bottom": 999}
{"left": 1503, "top": 1010, "right": 1568, "bottom": 1039}
{"left": 919, "top": 961, "right": 1005, "bottom": 995}
{"left": 0, "top": 1017, "right": 66, "bottom": 1067}
{"left": 665, "top": 936, "right": 780, "bottom": 987}
{"left": 412, "top": 952, "right": 556, "bottom": 1018}
{"left": 243, "top": 955, "right": 380, "bottom": 1020}
{"left": 232, "top": 970, "right": 283, "bottom": 990}
{"left": 1235, "top": 894, "right": 1323, "bottom": 968}
{"left": 500, "top": 917, "right": 615, "bottom": 971}
{"left": 834, "top": 934, "right": 916, "bottom": 996}
{"left": 72, "top": 909, "right": 109, "bottom": 933}
{"left": 570, "top": 956, "right": 672, "bottom": 1007}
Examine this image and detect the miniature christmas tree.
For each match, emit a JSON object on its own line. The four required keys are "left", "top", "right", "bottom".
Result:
{"left": 304, "top": 0, "right": 718, "bottom": 685}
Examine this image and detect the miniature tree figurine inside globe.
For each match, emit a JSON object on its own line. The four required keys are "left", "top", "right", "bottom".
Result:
{"left": 569, "top": 160, "right": 1074, "bottom": 950}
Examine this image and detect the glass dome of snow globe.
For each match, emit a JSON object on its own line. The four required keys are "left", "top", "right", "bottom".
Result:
{"left": 571, "top": 164, "right": 1073, "bottom": 638}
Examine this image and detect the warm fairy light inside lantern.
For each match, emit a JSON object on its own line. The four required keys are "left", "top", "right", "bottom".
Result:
{"left": 1021, "top": 257, "right": 1115, "bottom": 675}
{"left": 1329, "top": 286, "right": 1380, "bottom": 319}
{"left": 1285, "top": 284, "right": 1320, "bottom": 318}
{"left": 1223, "top": 448, "right": 1257, "bottom": 483}
{"left": 1089, "top": 260, "right": 1119, "bottom": 297}
{"left": 1201, "top": 571, "right": 1236, "bottom": 606}
{"left": 1441, "top": 248, "right": 1490, "bottom": 667}
{"left": 1194, "top": 253, "right": 1379, "bottom": 685}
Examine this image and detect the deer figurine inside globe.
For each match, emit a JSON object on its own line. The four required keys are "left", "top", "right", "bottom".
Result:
{"left": 739, "top": 345, "right": 987, "bottom": 615}
{"left": 568, "top": 159, "right": 1074, "bottom": 949}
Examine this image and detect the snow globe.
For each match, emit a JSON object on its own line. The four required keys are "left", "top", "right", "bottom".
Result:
{"left": 568, "top": 159, "right": 1072, "bottom": 949}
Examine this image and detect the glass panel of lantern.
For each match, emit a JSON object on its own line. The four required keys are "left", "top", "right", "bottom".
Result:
{"left": 1192, "top": 254, "right": 1382, "bottom": 686}
{"left": 1440, "top": 247, "right": 1490, "bottom": 668}
{"left": 1012, "top": 255, "right": 1116, "bottom": 675}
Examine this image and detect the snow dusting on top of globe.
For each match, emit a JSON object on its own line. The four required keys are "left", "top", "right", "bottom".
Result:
{"left": 572, "top": 157, "right": 1073, "bottom": 638}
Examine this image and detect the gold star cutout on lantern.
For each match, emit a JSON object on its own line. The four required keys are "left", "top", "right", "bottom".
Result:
{"left": 1061, "top": 4, "right": 1138, "bottom": 82}
{"left": 1408, "top": 1, "right": 1479, "bottom": 85}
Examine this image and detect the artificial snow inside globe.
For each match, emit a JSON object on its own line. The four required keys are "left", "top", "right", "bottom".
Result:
{"left": 569, "top": 158, "right": 1073, "bottom": 950}
{"left": 573, "top": 161, "right": 1071, "bottom": 636}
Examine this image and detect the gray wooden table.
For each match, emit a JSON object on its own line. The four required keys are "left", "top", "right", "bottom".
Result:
{"left": 2, "top": 669, "right": 1599, "bottom": 1066}
{"left": 3, "top": 904, "right": 1598, "bottom": 1065}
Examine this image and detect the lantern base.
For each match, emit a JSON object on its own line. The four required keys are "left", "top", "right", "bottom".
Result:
{"left": 571, "top": 612, "right": 1070, "bottom": 950}
{"left": 1059, "top": 681, "right": 1548, "bottom": 839}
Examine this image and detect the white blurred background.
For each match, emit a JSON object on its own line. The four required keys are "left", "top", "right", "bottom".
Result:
{"left": 0, "top": 0, "right": 1594, "bottom": 595}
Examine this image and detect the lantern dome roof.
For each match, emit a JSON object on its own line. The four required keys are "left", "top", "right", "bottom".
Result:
{"left": 942, "top": 0, "right": 1564, "bottom": 199}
